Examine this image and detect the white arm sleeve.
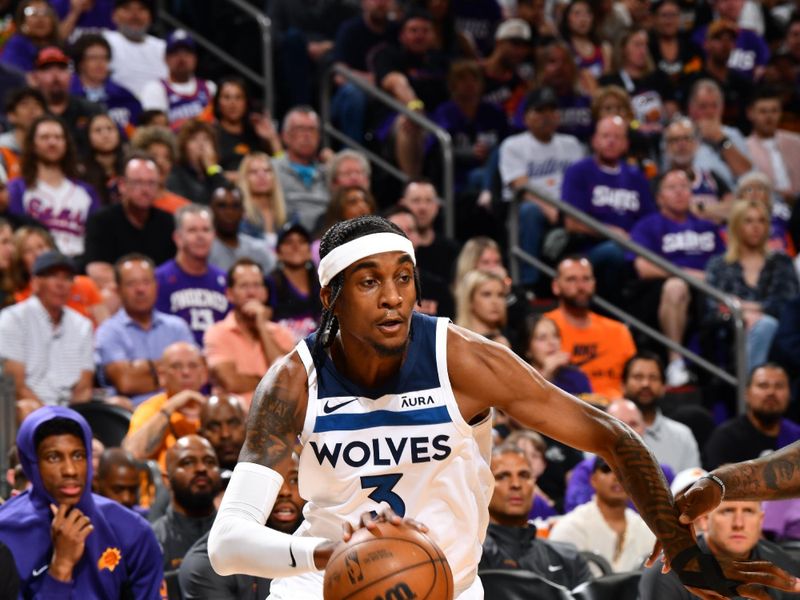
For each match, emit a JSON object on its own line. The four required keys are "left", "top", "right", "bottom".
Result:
{"left": 208, "top": 462, "right": 328, "bottom": 579}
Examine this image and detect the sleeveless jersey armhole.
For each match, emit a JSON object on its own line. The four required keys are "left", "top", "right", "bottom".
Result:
{"left": 434, "top": 318, "right": 478, "bottom": 438}
{"left": 294, "top": 341, "right": 318, "bottom": 444}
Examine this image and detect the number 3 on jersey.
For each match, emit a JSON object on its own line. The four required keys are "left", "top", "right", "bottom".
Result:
{"left": 360, "top": 474, "right": 406, "bottom": 517}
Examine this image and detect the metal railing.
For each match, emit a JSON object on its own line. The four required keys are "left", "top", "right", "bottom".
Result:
{"left": 0, "top": 360, "right": 15, "bottom": 499}
{"left": 157, "top": 0, "right": 274, "bottom": 115}
{"left": 320, "top": 64, "right": 456, "bottom": 239}
{"left": 511, "top": 185, "right": 748, "bottom": 411}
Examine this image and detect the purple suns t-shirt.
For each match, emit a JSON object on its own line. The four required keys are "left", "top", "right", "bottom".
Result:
{"left": 562, "top": 157, "right": 655, "bottom": 231}
{"left": 155, "top": 259, "right": 229, "bottom": 346}
{"left": 630, "top": 212, "right": 724, "bottom": 270}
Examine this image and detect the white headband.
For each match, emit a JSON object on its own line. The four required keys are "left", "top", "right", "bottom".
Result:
{"left": 317, "top": 232, "right": 416, "bottom": 287}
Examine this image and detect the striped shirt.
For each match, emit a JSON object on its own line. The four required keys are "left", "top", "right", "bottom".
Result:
{"left": 0, "top": 296, "right": 94, "bottom": 404}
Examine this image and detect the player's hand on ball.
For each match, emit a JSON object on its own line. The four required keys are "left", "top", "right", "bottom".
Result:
{"left": 342, "top": 507, "right": 429, "bottom": 542}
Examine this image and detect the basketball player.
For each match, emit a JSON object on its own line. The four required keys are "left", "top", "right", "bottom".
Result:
{"left": 208, "top": 216, "right": 797, "bottom": 599}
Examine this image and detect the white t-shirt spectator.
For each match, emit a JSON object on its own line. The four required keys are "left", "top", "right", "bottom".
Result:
{"left": 103, "top": 30, "right": 168, "bottom": 102}
{"left": 499, "top": 131, "right": 585, "bottom": 201}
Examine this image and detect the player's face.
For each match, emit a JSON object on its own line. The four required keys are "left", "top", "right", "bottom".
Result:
{"left": 37, "top": 433, "right": 87, "bottom": 507}
{"left": 623, "top": 358, "right": 664, "bottom": 406}
{"left": 489, "top": 452, "right": 535, "bottom": 525}
{"left": 33, "top": 121, "right": 67, "bottom": 165}
{"left": 118, "top": 259, "right": 157, "bottom": 315}
{"left": 471, "top": 279, "right": 506, "bottom": 328}
{"left": 97, "top": 465, "right": 139, "bottom": 508}
{"left": 746, "top": 366, "right": 790, "bottom": 420}
{"left": 267, "top": 467, "right": 305, "bottom": 533}
{"left": 331, "top": 251, "right": 416, "bottom": 358}
{"left": 527, "top": 318, "right": 561, "bottom": 366}
{"left": 553, "top": 258, "right": 595, "bottom": 308}
{"left": 401, "top": 182, "right": 439, "bottom": 231}
{"left": 201, "top": 399, "right": 246, "bottom": 469}
{"left": 228, "top": 265, "right": 267, "bottom": 309}
{"left": 658, "top": 170, "right": 692, "bottom": 216}
{"left": 704, "top": 501, "right": 763, "bottom": 560}
{"left": 176, "top": 211, "right": 214, "bottom": 261}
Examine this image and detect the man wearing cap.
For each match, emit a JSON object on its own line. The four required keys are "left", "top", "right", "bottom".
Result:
{"left": 679, "top": 21, "right": 751, "bottom": 131}
{"left": 104, "top": 0, "right": 168, "bottom": 101}
{"left": 482, "top": 18, "right": 534, "bottom": 120}
{"left": 30, "top": 46, "right": 103, "bottom": 142}
{"left": 141, "top": 30, "right": 217, "bottom": 131}
{"left": 499, "top": 86, "right": 584, "bottom": 285}
{"left": 265, "top": 221, "right": 322, "bottom": 341}
{"left": 0, "top": 251, "right": 94, "bottom": 408}
{"left": 204, "top": 258, "right": 294, "bottom": 409}
{"left": 0, "top": 406, "right": 166, "bottom": 598}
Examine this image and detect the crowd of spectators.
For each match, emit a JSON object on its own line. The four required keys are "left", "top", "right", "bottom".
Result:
{"left": 1, "top": 0, "right": 800, "bottom": 597}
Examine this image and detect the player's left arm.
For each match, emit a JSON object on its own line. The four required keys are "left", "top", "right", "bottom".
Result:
{"left": 448, "top": 325, "right": 800, "bottom": 598}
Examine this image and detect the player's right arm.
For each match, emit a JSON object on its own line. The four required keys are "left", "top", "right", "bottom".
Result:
{"left": 208, "top": 351, "right": 334, "bottom": 578}
{"left": 677, "top": 441, "right": 800, "bottom": 524}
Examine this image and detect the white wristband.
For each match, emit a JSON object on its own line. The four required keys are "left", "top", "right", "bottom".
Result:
{"left": 703, "top": 473, "right": 726, "bottom": 499}
{"left": 208, "top": 462, "right": 327, "bottom": 578}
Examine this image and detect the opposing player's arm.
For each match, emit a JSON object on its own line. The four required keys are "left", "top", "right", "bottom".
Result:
{"left": 209, "top": 352, "right": 333, "bottom": 578}
{"left": 448, "top": 325, "right": 800, "bottom": 597}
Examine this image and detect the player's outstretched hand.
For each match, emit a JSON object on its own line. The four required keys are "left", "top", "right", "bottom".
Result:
{"left": 672, "top": 546, "right": 800, "bottom": 600}
{"left": 342, "top": 508, "right": 429, "bottom": 542}
{"left": 676, "top": 477, "right": 724, "bottom": 524}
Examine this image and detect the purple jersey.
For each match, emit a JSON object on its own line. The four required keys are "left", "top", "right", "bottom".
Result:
{"left": 155, "top": 259, "right": 229, "bottom": 346}
{"left": 7, "top": 177, "right": 100, "bottom": 256}
{"left": 629, "top": 211, "right": 723, "bottom": 269}
{"left": 692, "top": 26, "right": 769, "bottom": 81}
{"left": 562, "top": 157, "right": 655, "bottom": 230}
{"left": 163, "top": 79, "right": 212, "bottom": 130}
{"left": 70, "top": 75, "right": 142, "bottom": 130}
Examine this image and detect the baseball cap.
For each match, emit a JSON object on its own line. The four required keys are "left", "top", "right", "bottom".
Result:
{"left": 166, "top": 29, "right": 196, "bottom": 54}
{"left": 35, "top": 46, "right": 70, "bottom": 70}
{"left": 277, "top": 221, "right": 311, "bottom": 247}
{"left": 706, "top": 19, "right": 738, "bottom": 39}
{"left": 32, "top": 251, "right": 76, "bottom": 276}
{"left": 670, "top": 467, "right": 708, "bottom": 496}
{"left": 592, "top": 456, "right": 613, "bottom": 473}
{"left": 524, "top": 86, "right": 559, "bottom": 112}
{"left": 495, "top": 18, "right": 532, "bottom": 42}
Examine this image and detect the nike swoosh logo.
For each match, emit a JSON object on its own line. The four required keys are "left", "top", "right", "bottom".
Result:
{"left": 289, "top": 543, "right": 297, "bottom": 568}
{"left": 323, "top": 398, "right": 359, "bottom": 414}
{"left": 32, "top": 564, "right": 48, "bottom": 577}
{"left": 547, "top": 565, "right": 563, "bottom": 572}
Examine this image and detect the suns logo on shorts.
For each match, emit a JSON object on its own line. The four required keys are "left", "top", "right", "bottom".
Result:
{"left": 97, "top": 547, "right": 122, "bottom": 572}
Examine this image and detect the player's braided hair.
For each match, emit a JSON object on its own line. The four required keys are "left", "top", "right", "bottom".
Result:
{"left": 314, "top": 215, "right": 422, "bottom": 364}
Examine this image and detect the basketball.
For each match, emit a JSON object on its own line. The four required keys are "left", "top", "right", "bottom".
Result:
{"left": 323, "top": 521, "right": 454, "bottom": 600}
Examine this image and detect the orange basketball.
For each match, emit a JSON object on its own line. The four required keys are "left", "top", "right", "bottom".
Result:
{"left": 323, "top": 521, "right": 454, "bottom": 600}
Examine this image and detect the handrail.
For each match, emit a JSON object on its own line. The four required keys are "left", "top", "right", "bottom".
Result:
{"left": 157, "top": 0, "right": 274, "bottom": 115}
{"left": 514, "top": 184, "right": 748, "bottom": 411}
{"left": 0, "top": 360, "right": 15, "bottom": 499}
{"left": 320, "top": 64, "right": 455, "bottom": 239}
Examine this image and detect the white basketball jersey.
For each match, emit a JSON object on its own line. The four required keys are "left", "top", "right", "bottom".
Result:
{"left": 270, "top": 313, "right": 494, "bottom": 599}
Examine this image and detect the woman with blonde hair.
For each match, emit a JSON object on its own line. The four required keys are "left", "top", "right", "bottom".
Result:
{"left": 455, "top": 269, "right": 510, "bottom": 347}
{"left": 238, "top": 152, "right": 287, "bottom": 251}
{"left": 734, "top": 171, "right": 793, "bottom": 256}
{"left": 705, "top": 199, "right": 798, "bottom": 370}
